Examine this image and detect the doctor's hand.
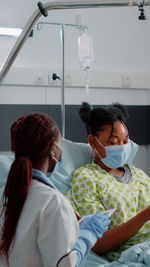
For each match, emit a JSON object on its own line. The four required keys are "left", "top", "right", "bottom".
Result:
{"left": 80, "top": 213, "right": 110, "bottom": 239}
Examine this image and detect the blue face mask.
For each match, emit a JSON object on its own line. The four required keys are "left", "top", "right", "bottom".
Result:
{"left": 95, "top": 137, "right": 131, "bottom": 169}
{"left": 126, "top": 140, "right": 139, "bottom": 166}
{"left": 53, "top": 156, "right": 63, "bottom": 173}
{"left": 47, "top": 156, "right": 63, "bottom": 178}
{"left": 51, "top": 142, "right": 63, "bottom": 174}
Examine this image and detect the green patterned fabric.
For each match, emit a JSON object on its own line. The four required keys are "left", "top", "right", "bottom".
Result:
{"left": 66, "top": 163, "right": 150, "bottom": 261}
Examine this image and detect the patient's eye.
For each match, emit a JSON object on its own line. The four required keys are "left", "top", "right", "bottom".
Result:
{"left": 123, "top": 137, "right": 129, "bottom": 144}
{"left": 107, "top": 137, "right": 118, "bottom": 145}
{"left": 109, "top": 141, "right": 116, "bottom": 145}
{"left": 107, "top": 140, "right": 117, "bottom": 146}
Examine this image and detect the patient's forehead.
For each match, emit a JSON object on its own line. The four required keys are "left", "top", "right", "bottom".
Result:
{"left": 97, "top": 121, "right": 129, "bottom": 143}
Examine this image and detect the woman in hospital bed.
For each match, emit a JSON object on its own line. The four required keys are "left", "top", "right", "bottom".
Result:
{"left": 66, "top": 102, "right": 150, "bottom": 262}
{"left": 0, "top": 112, "right": 110, "bottom": 267}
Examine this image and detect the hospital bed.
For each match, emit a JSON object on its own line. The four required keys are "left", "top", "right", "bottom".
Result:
{"left": 1, "top": 138, "right": 150, "bottom": 267}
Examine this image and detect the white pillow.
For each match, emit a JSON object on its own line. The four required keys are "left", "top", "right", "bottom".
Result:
{"left": 50, "top": 139, "right": 93, "bottom": 194}
{"left": 0, "top": 154, "right": 14, "bottom": 188}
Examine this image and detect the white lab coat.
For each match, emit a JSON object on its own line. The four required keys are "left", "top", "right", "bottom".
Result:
{"left": 0, "top": 180, "right": 78, "bottom": 267}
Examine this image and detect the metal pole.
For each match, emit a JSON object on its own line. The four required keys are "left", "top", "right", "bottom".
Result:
{"left": 60, "top": 24, "right": 65, "bottom": 138}
{"left": 37, "top": 21, "right": 88, "bottom": 32}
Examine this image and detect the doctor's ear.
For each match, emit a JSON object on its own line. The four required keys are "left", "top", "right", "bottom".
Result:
{"left": 48, "top": 144, "right": 55, "bottom": 158}
{"left": 88, "top": 135, "right": 95, "bottom": 149}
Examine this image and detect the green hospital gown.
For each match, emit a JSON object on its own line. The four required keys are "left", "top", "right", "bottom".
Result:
{"left": 65, "top": 163, "right": 150, "bottom": 261}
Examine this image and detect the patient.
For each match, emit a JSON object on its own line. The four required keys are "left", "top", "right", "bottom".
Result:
{"left": 66, "top": 102, "right": 150, "bottom": 262}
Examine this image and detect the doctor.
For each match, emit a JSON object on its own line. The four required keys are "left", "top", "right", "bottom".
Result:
{"left": 0, "top": 112, "right": 110, "bottom": 267}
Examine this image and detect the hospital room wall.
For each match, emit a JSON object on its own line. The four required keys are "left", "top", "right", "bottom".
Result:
{"left": 0, "top": 1, "right": 150, "bottom": 174}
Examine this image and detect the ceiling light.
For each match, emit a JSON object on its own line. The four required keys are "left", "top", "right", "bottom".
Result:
{"left": 0, "top": 27, "right": 22, "bottom": 37}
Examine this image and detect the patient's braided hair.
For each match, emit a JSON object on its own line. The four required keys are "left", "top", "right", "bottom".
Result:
{"left": 79, "top": 102, "right": 129, "bottom": 138}
{"left": 0, "top": 113, "right": 59, "bottom": 263}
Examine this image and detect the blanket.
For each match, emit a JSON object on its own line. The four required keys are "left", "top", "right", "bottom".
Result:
{"left": 81, "top": 241, "right": 150, "bottom": 267}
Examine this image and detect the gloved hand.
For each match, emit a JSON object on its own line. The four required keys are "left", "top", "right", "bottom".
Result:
{"left": 79, "top": 213, "right": 110, "bottom": 239}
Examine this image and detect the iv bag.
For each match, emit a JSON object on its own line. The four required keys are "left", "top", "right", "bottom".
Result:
{"left": 78, "top": 33, "right": 94, "bottom": 68}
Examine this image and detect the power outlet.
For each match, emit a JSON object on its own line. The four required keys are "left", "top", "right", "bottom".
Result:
{"left": 33, "top": 71, "right": 45, "bottom": 85}
{"left": 121, "top": 73, "right": 132, "bottom": 88}
{"left": 65, "top": 72, "right": 72, "bottom": 86}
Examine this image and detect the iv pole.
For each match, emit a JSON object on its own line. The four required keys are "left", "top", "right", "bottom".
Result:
{"left": 36, "top": 22, "right": 88, "bottom": 137}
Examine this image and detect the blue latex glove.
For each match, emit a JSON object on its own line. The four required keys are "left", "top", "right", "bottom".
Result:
{"left": 80, "top": 213, "right": 110, "bottom": 239}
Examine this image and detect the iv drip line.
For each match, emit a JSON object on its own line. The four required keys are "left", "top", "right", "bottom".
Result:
{"left": 84, "top": 66, "right": 90, "bottom": 95}
{"left": 83, "top": 66, "right": 93, "bottom": 109}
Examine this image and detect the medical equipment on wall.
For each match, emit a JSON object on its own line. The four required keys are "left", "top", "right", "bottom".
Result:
{"left": 129, "top": 0, "right": 146, "bottom": 19}
{"left": 138, "top": 1, "right": 146, "bottom": 20}
{"left": 0, "top": 0, "right": 150, "bottom": 137}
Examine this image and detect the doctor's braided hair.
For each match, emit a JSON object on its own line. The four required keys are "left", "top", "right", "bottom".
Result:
{"left": 0, "top": 113, "right": 59, "bottom": 263}
{"left": 79, "top": 102, "right": 129, "bottom": 137}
